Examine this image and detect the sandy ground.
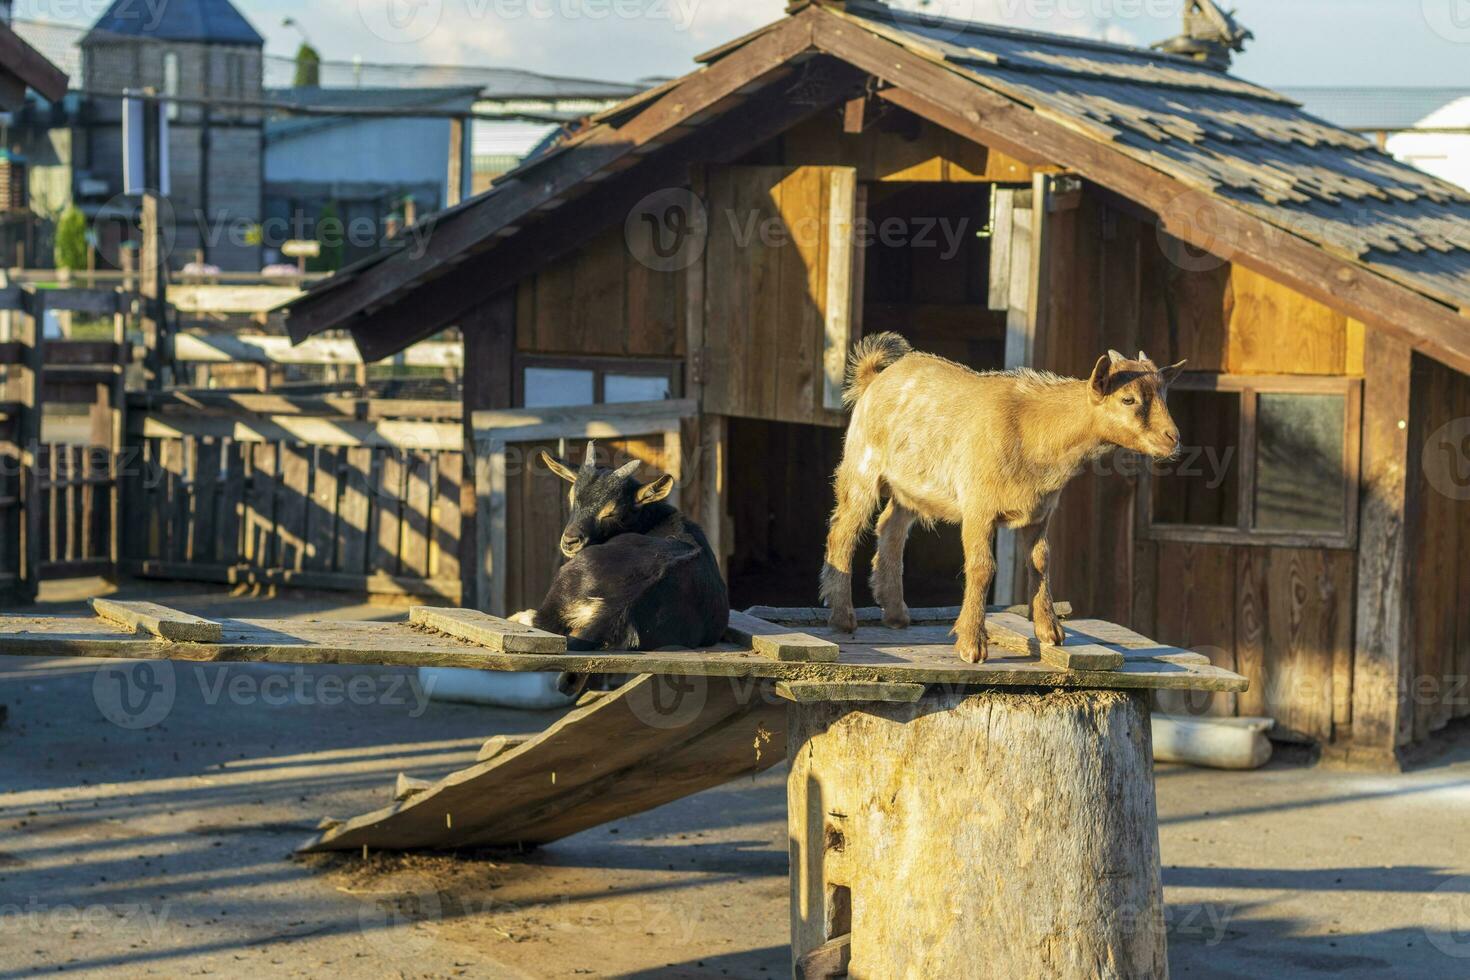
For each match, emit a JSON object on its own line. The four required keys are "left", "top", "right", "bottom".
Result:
{"left": 2, "top": 580, "right": 1468, "bottom": 978}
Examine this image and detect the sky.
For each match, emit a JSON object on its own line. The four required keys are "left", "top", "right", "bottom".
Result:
{"left": 11, "top": 0, "right": 1470, "bottom": 88}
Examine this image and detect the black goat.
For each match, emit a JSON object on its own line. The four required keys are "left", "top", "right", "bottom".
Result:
{"left": 517, "top": 443, "right": 729, "bottom": 655}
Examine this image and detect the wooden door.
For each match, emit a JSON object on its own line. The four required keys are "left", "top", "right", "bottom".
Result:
{"left": 698, "top": 165, "right": 861, "bottom": 427}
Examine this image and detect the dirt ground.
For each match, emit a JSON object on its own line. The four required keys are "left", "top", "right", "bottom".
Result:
{"left": 2, "top": 581, "right": 1469, "bottom": 979}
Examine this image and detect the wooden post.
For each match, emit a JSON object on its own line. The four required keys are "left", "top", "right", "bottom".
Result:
{"left": 788, "top": 687, "right": 1166, "bottom": 978}
{"left": 459, "top": 291, "right": 515, "bottom": 609}
{"left": 18, "top": 288, "right": 44, "bottom": 600}
{"left": 447, "top": 115, "right": 467, "bottom": 209}
{"left": 139, "top": 192, "right": 169, "bottom": 390}
{"left": 1344, "top": 332, "right": 1420, "bottom": 768}
{"left": 108, "top": 294, "right": 128, "bottom": 575}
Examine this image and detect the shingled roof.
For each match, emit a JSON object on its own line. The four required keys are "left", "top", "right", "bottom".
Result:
{"left": 84, "top": 0, "right": 264, "bottom": 46}
{"left": 285, "top": 0, "right": 1470, "bottom": 372}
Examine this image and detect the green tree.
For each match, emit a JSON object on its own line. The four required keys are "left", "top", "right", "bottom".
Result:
{"left": 293, "top": 43, "right": 322, "bottom": 88}
{"left": 53, "top": 206, "right": 89, "bottom": 271}
{"left": 310, "top": 201, "right": 344, "bottom": 272}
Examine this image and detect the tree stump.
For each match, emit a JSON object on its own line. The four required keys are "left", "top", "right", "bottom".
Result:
{"left": 787, "top": 688, "right": 1167, "bottom": 979}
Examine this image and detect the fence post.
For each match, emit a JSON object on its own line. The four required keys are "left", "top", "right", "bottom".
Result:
{"left": 18, "top": 288, "right": 44, "bottom": 600}
{"left": 109, "top": 291, "right": 128, "bottom": 576}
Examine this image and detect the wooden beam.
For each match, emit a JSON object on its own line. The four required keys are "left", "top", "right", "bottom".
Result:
{"left": 829, "top": 26, "right": 1470, "bottom": 375}
{"left": 172, "top": 334, "right": 461, "bottom": 367}
{"left": 775, "top": 680, "right": 925, "bottom": 703}
{"left": 91, "top": 598, "right": 223, "bottom": 643}
{"left": 130, "top": 413, "right": 463, "bottom": 451}
{"left": 726, "top": 611, "right": 840, "bottom": 663}
{"left": 459, "top": 292, "right": 515, "bottom": 610}
{"left": 285, "top": 10, "right": 824, "bottom": 341}
{"left": 0, "top": 21, "right": 69, "bottom": 103}
{"left": 409, "top": 605, "right": 567, "bottom": 654}
{"left": 1348, "top": 333, "right": 1419, "bottom": 764}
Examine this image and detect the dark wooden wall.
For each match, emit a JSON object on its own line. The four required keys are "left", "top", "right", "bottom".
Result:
{"left": 1408, "top": 355, "right": 1470, "bottom": 742}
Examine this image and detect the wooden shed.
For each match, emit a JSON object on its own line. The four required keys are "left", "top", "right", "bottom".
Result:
{"left": 285, "top": 0, "right": 1470, "bottom": 767}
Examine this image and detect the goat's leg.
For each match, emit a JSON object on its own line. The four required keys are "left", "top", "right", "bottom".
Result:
{"left": 1020, "top": 521, "right": 1066, "bottom": 647}
{"left": 870, "top": 499, "right": 917, "bottom": 629}
{"left": 953, "top": 512, "right": 997, "bottom": 663}
{"left": 821, "top": 463, "right": 880, "bottom": 634}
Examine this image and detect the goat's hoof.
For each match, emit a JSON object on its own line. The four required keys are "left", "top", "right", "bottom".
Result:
{"left": 955, "top": 637, "right": 988, "bottom": 664}
{"left": 882, "top": 607, "right": 911, "bottom": 630}
{"left": 829, "top": 609, "right": 857, "bottom": 634}
{"left": 1035, "top": 618, "right": 1066, "bottom": 647}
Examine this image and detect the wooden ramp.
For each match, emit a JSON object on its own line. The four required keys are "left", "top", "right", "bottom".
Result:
{"left": 299, "top": 672, "right": 786, "bottom": 852}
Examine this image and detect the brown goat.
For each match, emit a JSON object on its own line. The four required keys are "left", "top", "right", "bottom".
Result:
{"left": 820, "top": 333, "right": 1185, "bottom": 663}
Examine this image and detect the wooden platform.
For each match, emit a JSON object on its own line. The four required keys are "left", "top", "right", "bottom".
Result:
{"left": 0, "top": 605, "right": 1246, "bottom": 694}
{"left": 0, "top": 600, "right": 1247, "bottom": 855}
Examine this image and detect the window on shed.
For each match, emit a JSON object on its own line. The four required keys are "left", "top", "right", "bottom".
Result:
{"left": 518, "top": 357, "right": 680, "bottom": 409}
{"left": 1143, "top": 374, "right": 1361, "bottom": 549}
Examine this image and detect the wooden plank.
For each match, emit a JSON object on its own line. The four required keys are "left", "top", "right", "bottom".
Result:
{"left": 276, "top": 443, "right": 312, "bottom": 572}
{"left": 127, "top": 390, "right": 462, "bottom": 420}
{"left": 168, "top": 285, "right": 302, "bottom": 315}
{"left": 431, "top": 453, "right": 463, "bottom": 585}
{"left": 399, "top": 452, "right": 433, "bottom": 579}
{"left": 192, "top": 439, "right": 222, "bottom": 565}
{"left": 244, "top": 442, "right": 278, "bottom": 568}
{"left": 91, "top": 598, "right": 222, "bottom": 643}
{"left": 171, "top": 333, "right": 462, "bottom": 368}
{"left": 125, "top": 561, "right": 460, "bottom": 600}
{"left": 372, "top": 450, "right": 404, "bottom": 577}
{"left": 132, "top": 413, "right": 463, "bottom": 452}
{"left": 306, "top": 446, "right": 339, "bottom": 572}
{"left": 986, "top": 611, "right": 1124, "bottom": 671}
{"left": 410, "top": 605, "right": 567, "bottom": 653}
{"left": 775, "top": 680, "right": 926, "bottom": 703}
{"left": 0, "top": 613, "right": 1248, "bottom": 694}
{"left": 337, "top": 446, "right": 373, "bottom": 576}
{"left": 726, "top": 610, "right": 840, "bottom": 663}
{"left": 215, "top": 441, "right": 244, "bottom": 567}
{"left": 35, "top": 288, "right": 122, "bottom": 317}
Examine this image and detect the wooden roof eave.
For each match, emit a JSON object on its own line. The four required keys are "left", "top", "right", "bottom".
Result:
{"left": 809, "top": 13, "right": 1470, "bottom": 376}
{"left": 0, "top": 22, "right": 69, "bottom": 104}
{"left": 284, "top": 9, "right": 825, "bottom": 341}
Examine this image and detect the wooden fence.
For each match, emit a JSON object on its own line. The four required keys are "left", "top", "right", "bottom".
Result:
{"left": 121, "top": 391, "right": 467, "bottom": 600}
{"left": 0, "top": 285, "right": 128, "bottom": 596}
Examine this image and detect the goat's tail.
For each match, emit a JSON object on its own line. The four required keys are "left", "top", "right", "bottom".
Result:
{"left": 844, "top": 332, "right": 912, "bottom": 407}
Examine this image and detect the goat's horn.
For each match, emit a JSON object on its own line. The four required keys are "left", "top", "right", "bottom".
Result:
{"left": 613, "top": 459, "right": 641, "bottom": 479}
{"left": 1107, "top": 349, "right": 1125, "bottom": 364}
{"left": 1137, "top": 350, "right": 1149, "bottom": 362}
{"left": 581, "top": 440, "right": 597, "bottom": 474}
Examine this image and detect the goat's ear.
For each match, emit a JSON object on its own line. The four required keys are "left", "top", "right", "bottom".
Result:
{"left": 1088, "top": 355, "right": 1112, "bottom": 402}
{"left": 1159, "top": 359, "right": 1187, "bottom": 386}
{"left": 540, "top": 450, "right": 579, "bottom": 484}
{"left": 636, "top": 474, "right": 675, "bottom": 507}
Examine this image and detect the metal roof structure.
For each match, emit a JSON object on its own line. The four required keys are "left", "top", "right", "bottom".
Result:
{"left": 83, "top": 0, "right": 264, "bottom": 46}
{"left": 284, "top": 0, "right": 1470, "bottom": 373}
{"left": 1283, "top": 87, "right": 1470, "bottom": 133}
{"left": 263, "top": 86, "right": 484, "bottom": 143}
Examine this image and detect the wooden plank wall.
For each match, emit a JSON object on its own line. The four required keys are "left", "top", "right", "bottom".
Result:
{"left": 1409, "top": 355, "right": 1470, "bottom": 740}
{"left": 1039, "top": 188, "right": 1365, "bottom": 743}
{"left": 515, "top": 224, "right": 685, "bottom": 358}
{"left": 502, "top": 436, "right": 676, "bottom": 613}
{"left": 122, "top": 400, "right": 466, "bottom": 599}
